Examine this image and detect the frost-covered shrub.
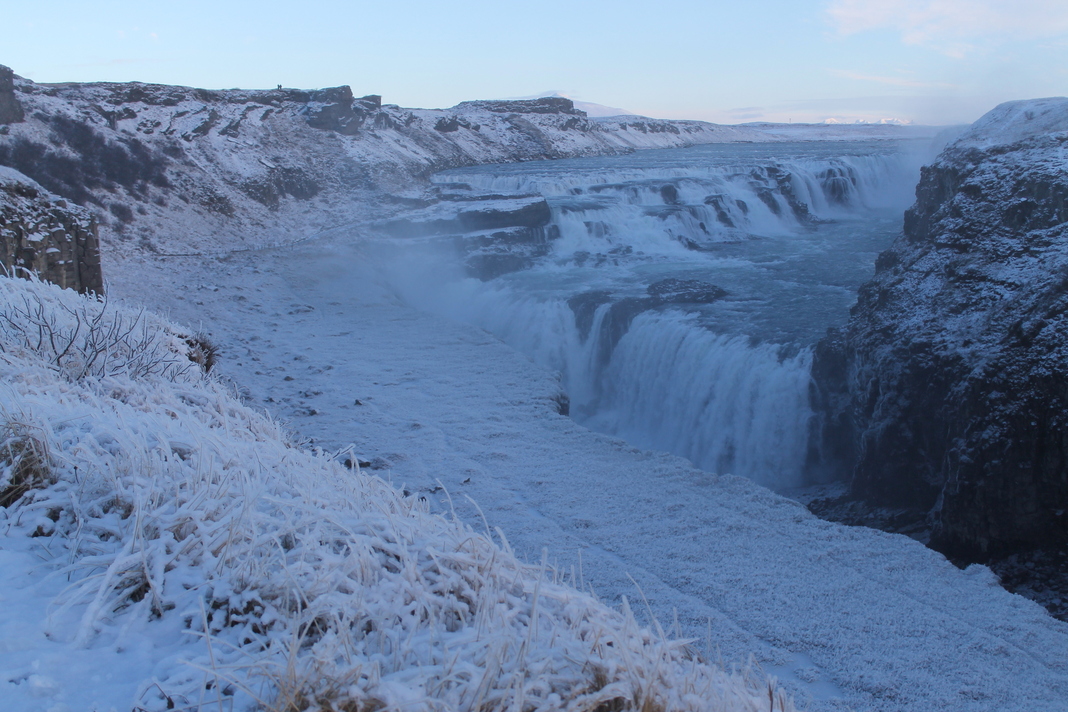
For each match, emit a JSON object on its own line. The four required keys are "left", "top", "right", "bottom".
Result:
{"left": 0, "top": 276, "right": 790, "bottom": 712}
{"left": 0, "top": 116, "right": 171, "bottom": 206}
{"left": 0, "top": 275, "right": 208, "bottom": 381}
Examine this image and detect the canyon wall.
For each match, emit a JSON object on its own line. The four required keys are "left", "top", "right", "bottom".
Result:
{"left": 811, "top": 98, "right": 1068, "bottom": 560}
{"left": 0, "top": 66, "right": 768, "bottom": 256}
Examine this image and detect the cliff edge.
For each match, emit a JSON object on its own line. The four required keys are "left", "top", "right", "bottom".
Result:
{"left": 0, "top": 166, "right": 102, "bottom": 293}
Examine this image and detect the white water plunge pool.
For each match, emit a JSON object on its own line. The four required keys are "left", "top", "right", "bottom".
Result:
{"left": 378, "top": 139, "right": 932, "bottom": 490}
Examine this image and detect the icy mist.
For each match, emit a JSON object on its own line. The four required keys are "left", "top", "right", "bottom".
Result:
{"left": 373, "top": 140, "right": 934, "bottom": 490}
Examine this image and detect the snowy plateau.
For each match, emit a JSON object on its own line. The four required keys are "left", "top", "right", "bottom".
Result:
{"left": 0, "top": 64, "right": 1067, "bottom": 712}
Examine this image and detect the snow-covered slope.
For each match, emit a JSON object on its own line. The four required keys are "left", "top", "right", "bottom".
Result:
{"left": 0, "top": 70, "right": 777, "bottom": 256}
{"left": 0, "top": 275, "right": 788, "bottom": 712}
{"left": 99, "top": 235, "right": 1068, "bottom": 712}
{"left": 0, "top": 67, "right": 948, "bottom": 261}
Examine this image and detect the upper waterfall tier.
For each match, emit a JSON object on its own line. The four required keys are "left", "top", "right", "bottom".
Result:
{"left": 432, "top": 141, "right": 928, "bottom": 260}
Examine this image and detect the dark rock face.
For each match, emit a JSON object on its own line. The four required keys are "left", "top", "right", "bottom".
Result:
{"left": 303, "top": 86, "right": 385, "bottom": 135}
{"left": 434, "top": 116, "right": 480, "bottom": 133}
{"left": 567, "top": 290, "right": 614, "bottom": 342}
{"left": 615, "top": 121, "right": 681, "bottom": 135}
{"left": 240, "top": 167, "right": 320, "bottom": 210}
{"left": 379, "top": 197, "right": 552, "bottom": 238}
{"left": 748, "top": 166, "right": 815, "bottom": 225}
{"left": 434, "top": 117, "right": 462, "bottom": 133}
{"left": 703, "top": 194, "right": 739, "bottom": 227}
{"left": 454, "top": 97, "right": 586, "bottom": 116}
{"left": 1, "top": 169, "right": 103, "bottom": 294}
{"left": 0, "top": 66, "right": 24, "bottom": 125}
{"left": 810, "top": 98, "right": 1068, "bottom": 561}
{"left": 817, "top": 164, "right": 859, "bottom": 205}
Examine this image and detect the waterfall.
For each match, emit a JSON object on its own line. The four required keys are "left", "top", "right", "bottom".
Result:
{"left": 389, "top": 141, "right": 920, "bottom": 489}
{"left": 589, "top": 312, "right": 812, "bottom": 488}
{"left": 400, "top": 278, "right": 813, "bottom": 489}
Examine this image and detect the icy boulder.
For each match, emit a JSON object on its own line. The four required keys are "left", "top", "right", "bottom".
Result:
{"left": 377, "top": 195, "right": 558, "bottom": 279}
{"left": 378, "top": 195, "right": 552, "bottom": 237}
{"left": 810, "top": 97, "right": 1068, "bottom": 560}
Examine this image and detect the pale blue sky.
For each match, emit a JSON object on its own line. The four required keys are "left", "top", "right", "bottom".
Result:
{"left": 3, "top": 0, "right": 1066, "bottom": 125}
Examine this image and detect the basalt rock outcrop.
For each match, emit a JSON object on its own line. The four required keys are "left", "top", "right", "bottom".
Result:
{"left": 0, "top": 65, "right": 24, "bottom": 125}
{"left": 454, "top": 97, "right": 586, "bottom": 116}
{"left": 810, "top": 98, "right": 1068, "bottom": 561}
{"left": 0, "top": 167, "right": 103, "bottom": 294}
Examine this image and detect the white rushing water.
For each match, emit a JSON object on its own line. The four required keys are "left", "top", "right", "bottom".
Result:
{"left": 387, "top": 140, "right": 931, "bottom": 490}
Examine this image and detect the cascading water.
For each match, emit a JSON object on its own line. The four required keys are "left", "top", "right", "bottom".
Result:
{"left": 386, "top": 140, "right": 930, "bottom": 490}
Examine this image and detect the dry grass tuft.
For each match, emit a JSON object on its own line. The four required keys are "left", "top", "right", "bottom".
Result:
{"left": 185, "top": 333, "right": 220, "bottom": 373}
{"left": 0, "top": 418, "right": 52, "bottom": 507}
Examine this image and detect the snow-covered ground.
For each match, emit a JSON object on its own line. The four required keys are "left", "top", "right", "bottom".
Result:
{"left": 98, "top": 232, "right": 1068, "bottom": 712}
{"left": 0, "top": 276, "right": 788, "bottom": 712}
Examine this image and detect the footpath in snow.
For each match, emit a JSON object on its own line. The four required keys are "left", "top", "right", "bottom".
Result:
{"left": 107, "top": 234, "right": 1068, "bottom": 712}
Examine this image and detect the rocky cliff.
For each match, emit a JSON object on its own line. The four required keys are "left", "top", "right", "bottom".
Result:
{"left": 0, "top": 167, "right": 102, "bottom": 294}
{"left": 0, "top": 65, "right": 24, "bottom": 125}
{"left": 0, "top": 66, "right": 771, "bottom": 257}
{"left": 811, "top": 98, "right": 1068, "bottom": 561}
